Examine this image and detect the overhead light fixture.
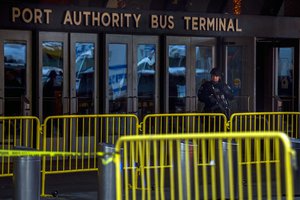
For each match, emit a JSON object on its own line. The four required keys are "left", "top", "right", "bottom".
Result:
{"left": 233, "top": 0, "right": 241, "bottom": 15}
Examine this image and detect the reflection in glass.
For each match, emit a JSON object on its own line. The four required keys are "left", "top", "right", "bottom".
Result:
{"left": 168, "top": 45, "right": 186, "bottom": 112}
{"left": 227, "top": 46, "right": 242, "bottom": 96}
{"left": 137, "top": 44, "right": 155, "bottom": 118}
{"left": 227, "top": 46, "right": 248, "bottom": 112}
{"left": 4, "top": 42, "right": 26, "bottom": 116}
{"left": 108, "top": 44, "right": 127, "bottom": 113}
{"left": 42, "top": 41, "right": 63, "bottom": 119}
{"left": 195, "top": 46, "right": 213, "bottom": 94}
{"left": 277, "top": 47, "right": 294, "bottom": 111}
{"left": 75, "top": 42, "right": 95, "bottom": 114}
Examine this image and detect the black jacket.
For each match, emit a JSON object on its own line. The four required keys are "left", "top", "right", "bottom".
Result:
{"left": 198, "top": 80, "right": 234, "bottom": 118}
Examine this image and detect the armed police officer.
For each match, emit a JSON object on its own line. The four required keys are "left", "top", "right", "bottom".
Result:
{"left": 198, "top": 68, "right": 234, "bottom": 119}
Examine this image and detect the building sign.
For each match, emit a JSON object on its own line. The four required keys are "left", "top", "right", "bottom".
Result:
{"left": 1, "top": 3, "right": 242, "bottom": 35}
{"left": 11, "top": 7, "right": 242, "bottom": 32}
{"left": 2, "top": 2, "right": 300, "bottom": 38}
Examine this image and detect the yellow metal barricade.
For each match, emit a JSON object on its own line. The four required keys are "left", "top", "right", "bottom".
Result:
{"left": 230, "top": 112, "right": 300, "bottom": 138}
{"left": 135, "top": 113, "right": 227, "bottom": 191}
{"left": 0, "top": 116, "right": 41, "bottom": 177}
{"left": 142, "top": 113, "right": 228, "bottom": 134}
{"left": 41, "top": 114, "right": 139, "bottom": 196}
{"left": 115, "top": 132, "right": 295, "bottom": 200}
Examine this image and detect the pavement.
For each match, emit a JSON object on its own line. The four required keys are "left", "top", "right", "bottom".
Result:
{"left": 0, "top": 171, "right": 98, "bottom": 200}
{"left": 1, "top": 171, "right": 300, "bottom": 200}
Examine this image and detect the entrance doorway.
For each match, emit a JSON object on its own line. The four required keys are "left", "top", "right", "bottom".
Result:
{"left": 223, "top": 37, "right": 255, "bottom": 112}
{"left": 105, "top": 34, "right": 160, "bottom": 119}
{"left": 38, "top": 32, "right": 98, "bottom": 121}
{"left": 165, "top": 36, "right": 217, "bottom": 113}
{"left": 256, "top": 39, "right": 299, "bottom": 112}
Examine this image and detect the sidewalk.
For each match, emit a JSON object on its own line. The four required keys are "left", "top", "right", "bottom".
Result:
{"left": 1, "top": 171, "right": 300, "bottom": 200}
{"left": 0, "top": 172, "right": 98, "bottom": 200}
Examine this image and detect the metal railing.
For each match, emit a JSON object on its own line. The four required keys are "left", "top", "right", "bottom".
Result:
{"left": 0, "top": 116, "right": 40, "bottom": 177}
{"left": 114, "top": 132, "right": 295, "bottom": 200}
{"left": 40, "top": 114, "right": 139, "bottom": 196}
{"left": 141, "top": 113, "right": 228, "bottom": 134}
{"left": 230, "top": 112, "right": 300, "bottom": 138}
{"left": 1, "top": 112, "right": 300, "bottom": 199}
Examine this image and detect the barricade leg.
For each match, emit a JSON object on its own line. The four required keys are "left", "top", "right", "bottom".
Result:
{"left": 285, "top": 138, "right": 300, "bottom": 196}
{"left": 217, "top": 140, "right": 238, "bottom": 199}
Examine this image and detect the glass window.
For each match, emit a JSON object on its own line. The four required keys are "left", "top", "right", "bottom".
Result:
{"left": 227, "top": 46, "right": 243, "bottom": 97}
{"left": 277, "top": 47, "right": 294, "bottom": 96}
{"left": 195, "top": 46, "right": 213, "bottom": 92}
{"left": 108, "top": 44, "right": 127, "bottom": 113}
{"left": 42, "top": 41, "right": 63, "bottom": 118}
{"left": 4, "top": 42, "right": 26, "bottom": 115}
{"left": 137, "top": 44, "right": 156, "bottom": 117}
{"left": 168, "top": 45, "right": 186, "bottom": 112}
{"left": 277, "top": 47, "right": 294, "bottom": 111}
{"left": 75, "top": 42, "right": 95, "bottom": 114}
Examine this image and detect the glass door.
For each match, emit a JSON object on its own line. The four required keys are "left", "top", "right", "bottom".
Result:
{"left": 224, "top": 37, "right": 255, "bottom": 112}
{"left": 39, "top": 32, "right": 68, "bottom": 120}
{"left": 166, "top": 36, "right": 216, "bottom": 113}
{"left": 275, "top": 47, "right": 295, "bottom": 111}
{"left": 70, "top": 33, "right": 98, "bottom": 114}
{"left": 106, "top": 35, "right": 131, "bottom": 114}
{"left": 105, "top": 34, "right": 159, "bottom": 118}
{"left": 133, "top": 36, "right": 159, "bottom": 119}
{"left": 256, "top": 39, "right": 298, "bottom": 112}
{"left": 0, "top": 30, "right": 32, "bottom": 116}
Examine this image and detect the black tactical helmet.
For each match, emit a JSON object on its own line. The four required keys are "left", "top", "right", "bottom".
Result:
{"left": 210, "top": 68, "right": 222, "bottom": 76}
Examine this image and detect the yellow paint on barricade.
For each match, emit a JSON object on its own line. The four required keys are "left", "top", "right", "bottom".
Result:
{"left": 114, "top": 132, "right": 295, "bottom": 200}
{"left": 142, "top": 113, "right": 228, "bottom": 134}
{"left": 41, "top": 114, "right": 139, "bottom": 196}
{"left": 0, "top": 149, "right": 116, "bottom": 167}
{"left": 230, "top": 112, "right": 300, "bottom": 138}
{"left": 0, "top": 149, "right": 77, "bottom": 157}
{"left": 0, "top": 116, "right": 40, "bottom": 177}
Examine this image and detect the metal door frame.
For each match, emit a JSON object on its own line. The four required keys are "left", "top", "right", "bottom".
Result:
{"left": 38, "top": 32, "right": 69, "bottom": 120}
{"left": 70, "top": 33, "right": 99, "bottom": 114}
{"left": 224, "top": 37, "right": 255, "bottom": 112}
{"left": 255, "top": 38, "right": 299, "bottom": 112}
{"left": 132, "top": 35, "right": 160, "bottom": 114}
{"left": 165, "top": 36, "right": 216, "bottom": 113}
{"left": 105, "top": 34, "right": 160, "bottom": 116}
{"left": 190, "top": 37, "right": 216, "bottom": 112}
{"left": 0, "top": 30, "right": 32, "bottom": 116}
{"left": 105, "top": 34, "right": 133, "bottom": 114}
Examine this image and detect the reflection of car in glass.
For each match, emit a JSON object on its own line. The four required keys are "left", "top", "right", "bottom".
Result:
{"left": 42, "top": 66, "right": 63, "bottom": 87}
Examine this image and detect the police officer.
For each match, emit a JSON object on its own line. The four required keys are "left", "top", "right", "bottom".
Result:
{"left": 198, "top": 68, "right": 234, "bottom": 119}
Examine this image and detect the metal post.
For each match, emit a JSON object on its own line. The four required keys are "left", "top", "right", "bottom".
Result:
{"left": 98, "top": 143, "right": 122, "bottom": 200}
{"left": 13, "top": 151, "right": 41, "bottom": 200}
